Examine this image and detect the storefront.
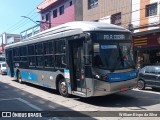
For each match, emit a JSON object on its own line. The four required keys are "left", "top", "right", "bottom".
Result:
{"left": 133, "top": 29, "right": 160, "bottom": 68}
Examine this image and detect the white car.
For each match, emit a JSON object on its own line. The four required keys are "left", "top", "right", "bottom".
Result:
{"left": 0, "top": 62, "right": 7, "bottom": 75}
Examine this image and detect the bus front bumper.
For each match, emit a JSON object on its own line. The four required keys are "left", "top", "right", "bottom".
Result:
{"left": 93, "top": 78, "right": 138, "bottom": 96}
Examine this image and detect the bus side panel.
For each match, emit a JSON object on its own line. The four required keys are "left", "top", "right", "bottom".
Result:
{"left": 85, "top": 78, "right": 94, "bottom": 97}
{"left": 15, "top": 68, "right": 64, "bottom": 90}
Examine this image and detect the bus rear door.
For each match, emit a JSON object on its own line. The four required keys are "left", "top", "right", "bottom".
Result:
{"left": 7, "top": 50, "right": 14, "bottom": 77}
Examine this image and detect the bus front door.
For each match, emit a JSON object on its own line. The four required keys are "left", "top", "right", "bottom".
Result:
{"left": 8, "top": 50, "right": 14, "bottom": 77}
{"left": 69, "top": 40, "right": 86, "bottom": 93}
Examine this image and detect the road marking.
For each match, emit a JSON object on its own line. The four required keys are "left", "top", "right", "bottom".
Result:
{"left": 0, "top": 98, "right": 62, "bottom": 120}
{"left": 0, "top": 98, "right": 42, "bottom": 111}
{"left": 48, "top": 118, "right": 62, "bottom": 120}
{"left": 48, "top": 105, "right": 55, "bottom": 109}
{"left": 133, "top": 89, "right": 160, "bottom": 95}
{"left": 0, "top": 98, "right": 18, "bottom": 101}
{"left": 17, "top": 98, "right": 42, "bottom": 111}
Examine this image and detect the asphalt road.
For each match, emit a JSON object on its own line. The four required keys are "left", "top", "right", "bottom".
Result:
{"left": 0, "top": 75, "right": 160, "bottom": 120}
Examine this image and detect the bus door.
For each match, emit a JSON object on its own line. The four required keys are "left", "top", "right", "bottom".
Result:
{"left": 68, "top": 40, "right": 86, "bottom": 93}
{"left": 8, "top": 50, "right": 14, "bottom": 77}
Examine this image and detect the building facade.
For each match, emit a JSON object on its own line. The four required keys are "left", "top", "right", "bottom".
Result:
{"left": 132, "top": 0, "right": 160, "bottom": 67}
{"left": 37, "top": 0, "right": 83, "bottom": 31}
{"left": 37, "top": 0, "right": 160, "bottom": 67}
{"left": 83, "top": 0, "right": 132, "bottom": 29}
{"left": 0, "top": 33, "right": 21, "bottom": 53}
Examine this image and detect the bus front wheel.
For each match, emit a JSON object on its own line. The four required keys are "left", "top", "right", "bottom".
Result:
{"left": 58, "top": 79, "right": 69, "bottom": 97}
{"left": 17, "top": 71, "right": 23, "bottom": 84}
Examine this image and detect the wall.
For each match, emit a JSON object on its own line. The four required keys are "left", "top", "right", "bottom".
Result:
{"left": 75, "top": 0, "right": 83, "bottom": 21}
{"left": 40, "top": 0, "right": 76, "bottom": 31}
{"left": 148, "top": 0, "right": 160, "bottom": 30}
{"left": 132, "top": 0, "right": 141, "bottom": 33}
{"left": 83, "top": 0, "right": 132, "bottom": 28}
{"left": 50, "top": 2, "right": 75, "bottom": 27}
{"left": 132, "top": 0, "right": 160, "bottom": 33}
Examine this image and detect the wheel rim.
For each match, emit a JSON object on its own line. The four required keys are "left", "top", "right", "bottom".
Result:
{"left": 138, "top": 80, "right": 144, "bottom": 89}
{"left": 60, "top": 81, "right": 67, "bottom": 95}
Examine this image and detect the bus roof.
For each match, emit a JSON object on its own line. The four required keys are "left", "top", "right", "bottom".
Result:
{"left": 5, "top": 21, "right": 130, "bottom": 49}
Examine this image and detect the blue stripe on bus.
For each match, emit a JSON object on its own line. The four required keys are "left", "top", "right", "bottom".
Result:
{"left": 107, "top": 70, "right": 137, "bottom": 82}
{"left": 7, "top": 69, "right": 11, "bottom": 76}
{"left": 6, "top": 70, "right": 37, "bottom": 81}
{"left": 20, "top": 71, "right": 37, "bottom": 81}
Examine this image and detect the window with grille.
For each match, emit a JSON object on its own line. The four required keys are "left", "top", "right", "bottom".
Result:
{"left": 146, "top": 3, "right": 157, "bottom": 17}
{"left": 59, "top": 5, "right": 64, "bottom": 15}
{"left": 88, "top": 0, "right": 98, "bottom": 9}
{"left": 111, "top": 12, "right": 121, "bottom": 26}
{"left": 53, "top": 9, "right": 57, "bottom": 18}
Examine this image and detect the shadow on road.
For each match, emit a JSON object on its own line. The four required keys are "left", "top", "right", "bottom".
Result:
{"left": 0, "top": 80, "right": 96, "bottom": 119}
{"left": 77, "top": 90, "right": 160, "bottom": 110}
{"left": 9, "top": 79, "right": 160, "bottom": 111}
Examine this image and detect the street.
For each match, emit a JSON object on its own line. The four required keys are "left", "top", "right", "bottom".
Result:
{"left": 0, "top": 75, "right": 160, "bottom": 120}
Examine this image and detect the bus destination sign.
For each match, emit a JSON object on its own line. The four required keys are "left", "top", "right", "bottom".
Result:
{"left": 96, "top": 32, "right": 131, "bottom": 41}
{"left": 104, "top": 34, "right": 125, "bottom": 40}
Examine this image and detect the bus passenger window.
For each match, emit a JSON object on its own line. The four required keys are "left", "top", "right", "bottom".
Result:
{"left": 48, "top": 41, "right": 53, "bottom": 54}
{"left": 44, "top": 55, "right": 54, "bottom": 67}
{"left": 29, "top": 57, "right": 35, "bottom": 66}
{"left": 44, "top": 42, "right": 50, "bottom": 54}
{"left": 28, "top": 45, "right": 35, "bottom": 55}
{"left": 36, "top": 56, "right": 43, "bottom": 66}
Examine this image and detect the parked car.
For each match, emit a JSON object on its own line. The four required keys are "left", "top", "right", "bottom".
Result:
{"left": 0, "top": 62, "right": 7, "bottom": 75}
{"left": 137, "top": 66, "right": 160, "bottom": 90}
{"left": 0, "top": 54, "right": 5, "bottom": 63}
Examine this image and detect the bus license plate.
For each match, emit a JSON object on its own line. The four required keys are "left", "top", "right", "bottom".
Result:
{"left": 120, "top": 87, "right": 128, "bottom": 91}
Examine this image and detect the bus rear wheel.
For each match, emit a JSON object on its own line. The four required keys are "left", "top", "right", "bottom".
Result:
{"left": 58, "top": 79, "right": 69, "bottom": 97}
{"left": 17, "top": 71, "right": 23, "bottom": 84}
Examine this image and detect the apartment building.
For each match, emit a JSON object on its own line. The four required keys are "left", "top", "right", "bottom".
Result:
{"left": 0, "top": 32, "right": 21, "bottom": 53}
{"left": 37, "top": 0, "right": 83, "bottom": 31}
{"left": 83, "top": 0, "right": 132, "bottom": 29}
{"left": 37, "top": 0, "right": 160, "bottom": 67}
{"left": 132, "top": 0, "right": 160, "bottom": 67}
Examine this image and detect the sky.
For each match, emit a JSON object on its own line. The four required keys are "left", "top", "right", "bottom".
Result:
{"left": 0, "top": 0, "right": 44, "bottom": 34}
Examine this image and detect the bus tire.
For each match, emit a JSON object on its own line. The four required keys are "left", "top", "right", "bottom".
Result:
{"left": 17, "top": 71, "right": 23, "bottom": 84}
{"left": 58, "top": 79, "right": 69, "bottom": 97}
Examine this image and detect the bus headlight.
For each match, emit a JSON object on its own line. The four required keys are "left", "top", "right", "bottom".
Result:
{"left": 94, "top": 74, "right": 108, "bottom": 81}
{"left": 95, "top": 75, "right": 100, "bottom": 79}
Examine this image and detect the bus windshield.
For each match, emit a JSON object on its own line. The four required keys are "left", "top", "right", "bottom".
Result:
{"left": 93, "top": 42, "right": 134, "bottom": 70}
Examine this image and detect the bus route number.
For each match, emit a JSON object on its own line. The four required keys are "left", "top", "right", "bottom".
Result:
{"left": 104, "top": 34, "right": 125, "bottom": 40}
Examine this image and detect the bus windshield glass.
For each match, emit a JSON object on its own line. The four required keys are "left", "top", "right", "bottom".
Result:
{"left": 93, "top": 42, "right": 134, "bottom": 70}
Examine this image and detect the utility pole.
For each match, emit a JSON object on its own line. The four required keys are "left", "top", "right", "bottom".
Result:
{"left": 21, "top": 16, "right": 39, "bottom": 25}
{"left": 21, "top": 16, "right": 46, "bottom": 31}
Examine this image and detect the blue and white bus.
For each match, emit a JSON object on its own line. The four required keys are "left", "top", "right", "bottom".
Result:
{"left": 5, "top": 21, "right": 137, "bottom": 97}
